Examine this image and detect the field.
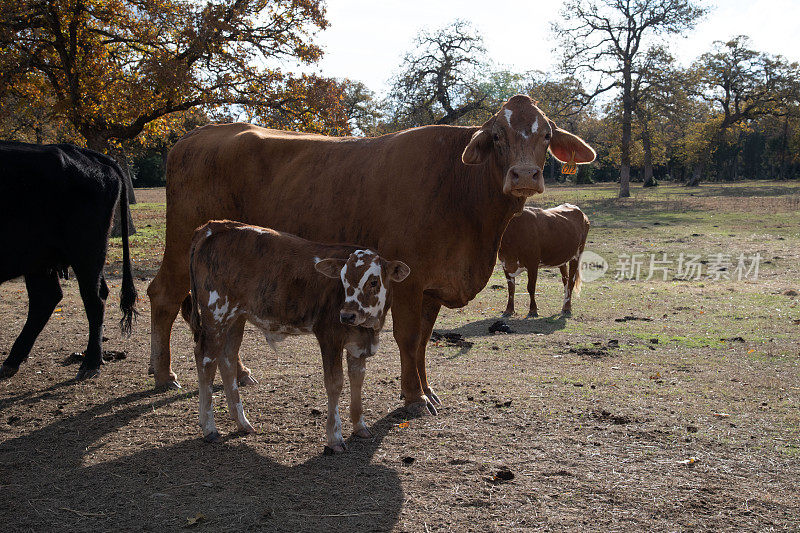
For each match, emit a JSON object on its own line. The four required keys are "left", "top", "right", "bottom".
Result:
{"left": 1, "top": 181, "right": 799, "bottom": 531}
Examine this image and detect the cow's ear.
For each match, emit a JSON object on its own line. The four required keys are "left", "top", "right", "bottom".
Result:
{"left": 462, "top": 129, "right": 492, "bottom": 165}
{"left": 386, "top": 260, "right": 410, "bottom": 283}
{"left": 315, "top": 258, "right": 346, "bottom": 279}
{"left": 548, "top": 119, "right": 596, "bottom": 164}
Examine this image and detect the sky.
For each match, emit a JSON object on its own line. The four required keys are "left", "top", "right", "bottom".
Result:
{"left": 308, "top": 0, "right": 800, "bottom": 95}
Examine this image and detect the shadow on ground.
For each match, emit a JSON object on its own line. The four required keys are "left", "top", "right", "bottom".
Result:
{"left": 0, "top": 389, "right": 404, "bottom": 532}
{"left": 436, "top": 314, "right": 567, "bottom": 339}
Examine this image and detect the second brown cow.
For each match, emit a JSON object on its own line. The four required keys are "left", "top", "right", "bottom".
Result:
{"left": 498, "top": 203, "right": 590, "bottom": 317}
{"left": 182, "top": 220, "right": 410, "bottom": 454}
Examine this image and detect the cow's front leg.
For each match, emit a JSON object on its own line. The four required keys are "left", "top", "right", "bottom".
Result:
{"left": 346, "top": 353, "right": 371, "bottom": 438}
{"left": 320, "top": 339, "right": 346, "bottom": 454}
{"left": 392, "top": 289, "right": 437, "bottom": 416}
{"left": 417, "top": 296, "right": 442, "bottom": 406}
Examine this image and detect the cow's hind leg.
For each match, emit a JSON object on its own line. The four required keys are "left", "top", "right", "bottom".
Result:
{"left": 527, "top": 267, "right": 539, "bottom": 318}
{"left": 72, "top": 262, "right": 108, "bottom": 380}
{"left": 346, "top": 353, "right": 371, "bottom": 439}
{"left": 502, "top": 268, "right": 515, "bottom": 317}
{"left": 0, "top": 271, "right": 62, "bottom": 379}
{"left": 562, "top": 259, "right": 578, "bottom": 316}
{"left": 218, "top": 319, "right": 255, "bottom": 435}
{"left": 147, "top": 249, "right": 189, "bottom": 389}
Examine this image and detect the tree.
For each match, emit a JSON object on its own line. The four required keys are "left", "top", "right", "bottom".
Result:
{"left": 555, "top": 0, "right": 706, "bottom": 197}
{"left": 0, "top": 0, "right": 351, "bottom": 150}
{"left": 689, "top": 36, "right": 800, "bottom": 184}
{"left": 387, "top": 20, "right": 492, "bottom": 128}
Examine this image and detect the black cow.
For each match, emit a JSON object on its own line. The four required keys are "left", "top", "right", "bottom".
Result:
{"left": 0, "top": 141, "right": 138, "bottom": 380}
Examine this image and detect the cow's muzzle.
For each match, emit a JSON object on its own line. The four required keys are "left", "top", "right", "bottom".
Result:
{"left": 504, "top": 165, "right": 545, "bottom": 197}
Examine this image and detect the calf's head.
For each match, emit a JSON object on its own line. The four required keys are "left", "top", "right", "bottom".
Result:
{"left": 315, "top": 250, "right": 410, "bottom": 329}
{"left": 461, "top": 94, "right": 596, "bottom": 198}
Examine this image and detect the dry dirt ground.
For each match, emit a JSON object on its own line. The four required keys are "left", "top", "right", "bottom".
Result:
{"left": 1, "top": 183, "right": 799, "bottom": 532}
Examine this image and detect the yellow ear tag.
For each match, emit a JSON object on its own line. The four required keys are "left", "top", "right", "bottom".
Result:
{"left": 561, "top": 151, "right": 577, "bottom": 175}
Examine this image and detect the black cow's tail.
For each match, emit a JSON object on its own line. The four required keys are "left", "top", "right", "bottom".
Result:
{"left": 118, "top": 166, "right": 138, "bottom": 336}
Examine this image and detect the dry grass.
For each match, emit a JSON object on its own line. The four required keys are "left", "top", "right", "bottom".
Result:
{"left": 1, "top": 181, "right": 799, "bottom": 531}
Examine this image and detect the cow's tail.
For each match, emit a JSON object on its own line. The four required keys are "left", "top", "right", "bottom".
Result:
{"left": 118, "top": 165, "right": 138, "bottom": 336}
{"left": 572, "top": 256, "right": 583, "bottom": 297}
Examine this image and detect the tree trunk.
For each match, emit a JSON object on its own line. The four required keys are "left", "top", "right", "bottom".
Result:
{"left": 641, "top": 121, "right": 656, "bottom": 187}
{"left": 686, "top": 164, "right": 702, "bottom": 187}
{"left": 619, "top": 69, "right": 633, "bottom": 198}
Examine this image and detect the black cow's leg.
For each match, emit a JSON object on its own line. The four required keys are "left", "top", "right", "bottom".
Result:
{"left": 1, "top": 271, "right": 63, "bottom": 379}
{"left": 73, "top": 264, "right": 107, "bottom": 380}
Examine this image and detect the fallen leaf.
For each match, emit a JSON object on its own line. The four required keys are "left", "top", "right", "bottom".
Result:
{"left": 678, "top": 456, "right": 698, "bottom": 466}
{"left": 712, "top": 412, "right": 731, "bottom": 418}
{"left": 398, "top": 422, "right": 409, "bottom": 429}
{"left": 185, "top": 513, "right": 205, "bottom": 528}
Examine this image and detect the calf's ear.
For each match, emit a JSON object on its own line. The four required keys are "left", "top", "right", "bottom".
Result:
{"left": 315, "top": 258, "right": 347, "bottom": 279}
{"left": 462, "top": 130, "right": 492, "bottom": 165}
{"left": 386, "top": 260, "right": 411, "bottom": 283}
{"left": 547, "top": 119, "right": 596, "bottom": 164}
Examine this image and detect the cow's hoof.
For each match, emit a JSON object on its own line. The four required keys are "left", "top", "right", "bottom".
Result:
{"left": 203, "top": 431, "right": 221, "bottom": 444}
{"left": 238, "top": 374, "right": 258, "bottom": 387}
{"left": 501, "top": 311, "right": 513, "bottom": 318}
{"left": 236, "top": 422, "right": 256, "bottom": 435}
{"left": 561, "top": 310, "right": 572, "bottom": 318}
{"left": 405, "top": 399, "right": 437, "bottom": 417}
{"left": 425, "top": 389, "right": 442, "bottom": 406}
{"left": 147, "top": 364, "right": 154, "bottom": 375}
{"left": 526, "top": 311, "right": 539, "bottom": 318}
{"left": 75, "top": 366, "right": 101, "bottom": 381}
{"left": 354, "top": 427, "right": 373, "bottom": 439}
{"left": 155, "top": 380, "right": 182, "bottom": 391}
{"left": 323, "top": 443, "right": 347, "bottom": 455}
{"left": 0, "top": 364, "right": 18, "bottom": 379}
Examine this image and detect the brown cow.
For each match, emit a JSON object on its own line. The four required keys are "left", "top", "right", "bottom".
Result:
{"left": 498, "top": 203, "right": 590, "bottom": 317}
{"left": 148, "top": 94, "right": 595, "bottom": 414}
{"left": 183, "top": 220, "right": 409, "bottom": 453}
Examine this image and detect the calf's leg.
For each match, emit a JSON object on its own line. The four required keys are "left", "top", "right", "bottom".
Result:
{"left": 320, "top": 338, "right": 346, "bottom": 454}
{"left": 0, "top": 271, "right": 62, "bottom": 379}
{"left": 217, "top": 320, "right": 255, "bottom": 435}
{"left": 346, "top": 353, "right": 371, "bottom": 438}
{"left": 195, "top": 337, "right": 220, "bottom": 442}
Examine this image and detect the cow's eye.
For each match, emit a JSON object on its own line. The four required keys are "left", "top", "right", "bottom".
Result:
{"left": 493, "top": 133, "right": 500, "bottom": 143}
{"left": 544, "top": 132, "right": 551, "bottom": 141}
{"left": 369, "top": 279, "right": 379, "bottom": 288}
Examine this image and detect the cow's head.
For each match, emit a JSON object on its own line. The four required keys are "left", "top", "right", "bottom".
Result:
{"left": 461, "top": 94, "right": 596, "bottom": 198}
{"left": 315, "top": 250, "right": 410, "bottom": 330}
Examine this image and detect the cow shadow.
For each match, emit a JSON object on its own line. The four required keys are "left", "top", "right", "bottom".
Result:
{"left": 435, "top": 314, "right": 567, "bottom": 340}
{"left": 0, "top": 389, "right": 404, "bottom": 532}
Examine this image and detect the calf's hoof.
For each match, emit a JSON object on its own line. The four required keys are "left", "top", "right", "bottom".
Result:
{"left": 203, "top": 431, "right": 221, "bottom": 444}
{"left": 238, "top": 374, "right": 258, "bottom": 387}
{"left": 75, "top": 366, "right": 101, "bottom": 381}
{"left": 323, "top": 443, "right": 347, "bottom": 455}
{"left": 0, "top": 364, "right": 18, "bottom": 379}
{"left": 526, "top": 311, "right": 539, "bottom": 318}
{"left": 354, "top": 427, "right": 373, "bottom": 439}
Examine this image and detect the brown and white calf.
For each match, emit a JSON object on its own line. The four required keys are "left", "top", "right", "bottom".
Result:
{"left": 182, "top": 220, "right": 410, "bottom": 453}
{"left": 498, "top": 203, "right": 590, "bottom": 317}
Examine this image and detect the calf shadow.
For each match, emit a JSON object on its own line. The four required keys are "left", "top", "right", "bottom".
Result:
{"left": 436, "top": 314, "right": 567, "bottom": 340}
{"left": 0, "top": 389, "right": 404, "bottom": 532}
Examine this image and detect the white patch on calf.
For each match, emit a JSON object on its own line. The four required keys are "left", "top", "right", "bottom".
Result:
{"left": 313, "top": 256, "right": 322, "bottom": 264}
{"left": 208, "top": 291, "right": 219, "bottom": 307}
{"left": 212, "top": 296, "right": 230, "bottom": 323}
{"left": 532, "top": 119, "right": 539, "bottom": 134}
{"left": 508, "top": 267, "right": 526, "bottom": 278}
{"left": 202, "top": 356, "right": 212, "bottom": 367}
{"left": 206, "top": 228, "right": 212, "bottom": 237}
{"left": 504, "top": 109, "right": 513, "bottom": 124}
{"left": 332, "top": 405, "right": 343, "bottom": 443}
{"left": 343, "top": 258, "right": 387, "bottom": 318}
